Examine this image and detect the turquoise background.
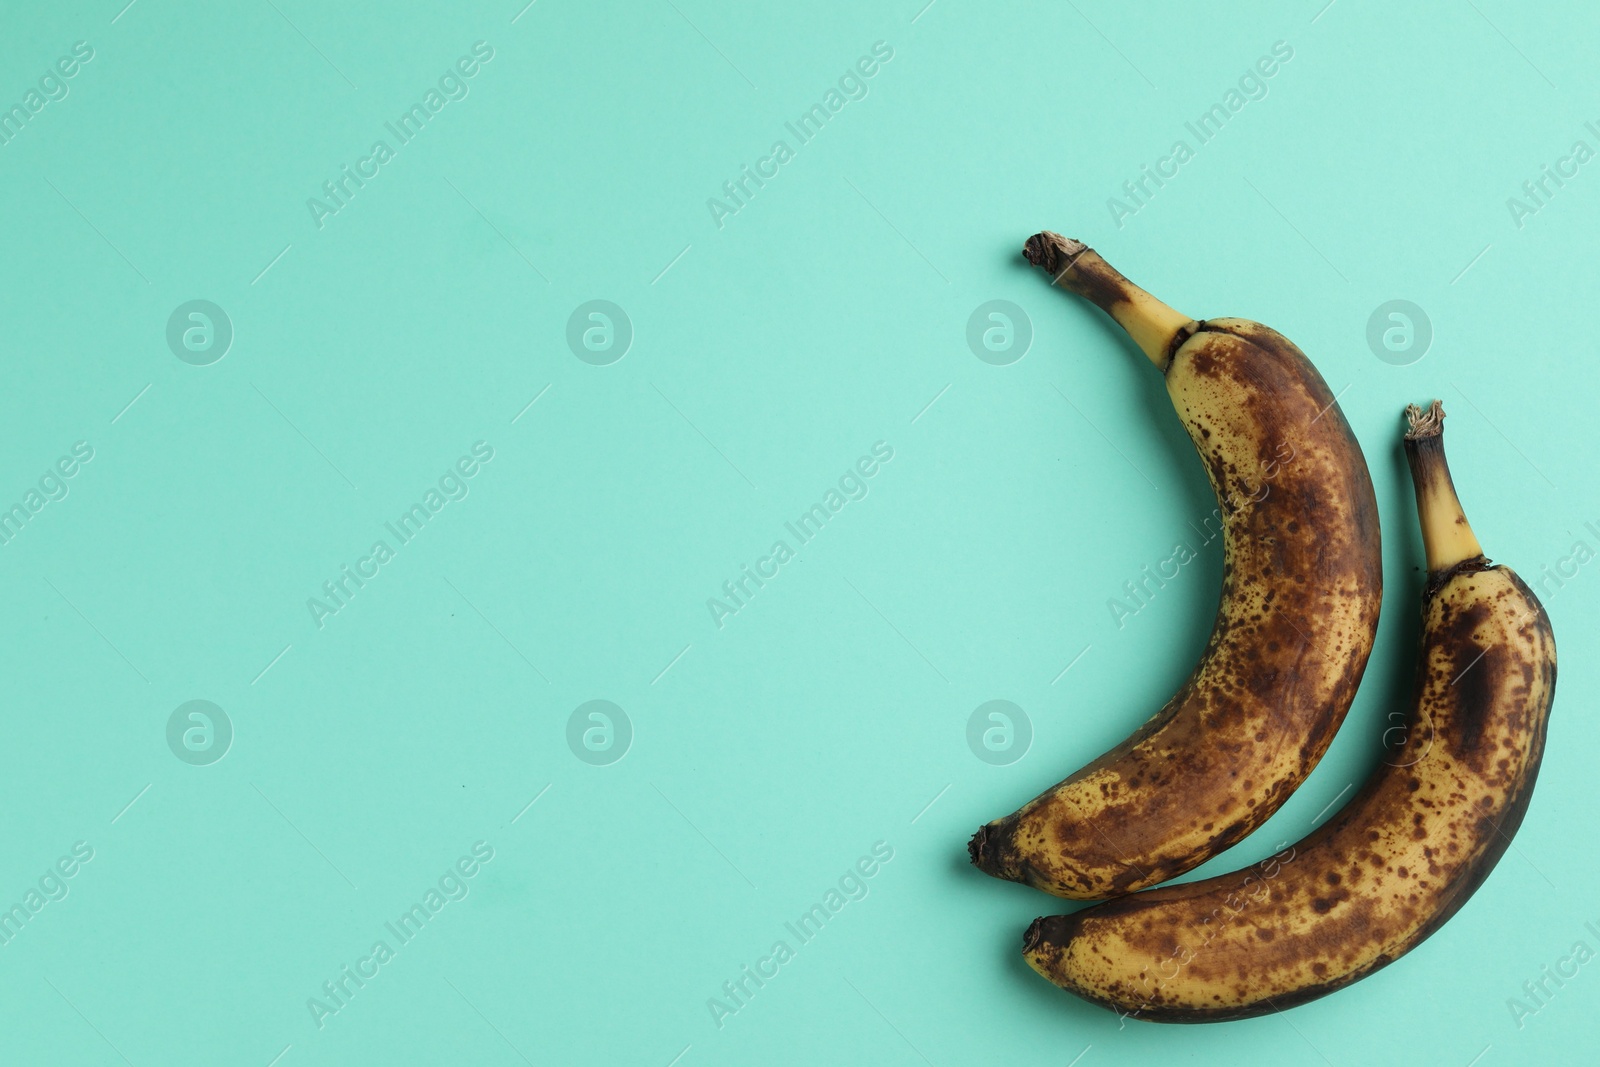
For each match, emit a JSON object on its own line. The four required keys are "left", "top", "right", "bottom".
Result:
{"left": 0, "top": 0, "right": 1595, "bottom": 1063}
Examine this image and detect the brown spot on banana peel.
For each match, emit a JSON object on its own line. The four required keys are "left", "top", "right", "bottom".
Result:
{"left": 1022, "top": 407, "right": 1557, "bottom": 1023}
{"left": 971, "top": 236, "right": 1383, "bottom": 899}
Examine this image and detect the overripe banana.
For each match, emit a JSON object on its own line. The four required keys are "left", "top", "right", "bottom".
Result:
{"left": 968, "top": 233, "right": 1383, "bottom": 899}
{"left": 1023, "top": 402, "right": 1557, "bottom": 1021}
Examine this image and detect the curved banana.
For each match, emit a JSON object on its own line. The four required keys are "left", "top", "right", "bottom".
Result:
{"left": 968, "top": 233, "right": 1382, "bottom": 899}
{"left": 1023, "top": 402, "right": 1557, "bottom": 1022}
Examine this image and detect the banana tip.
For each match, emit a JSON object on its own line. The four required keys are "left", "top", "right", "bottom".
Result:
{"left": 1404, "top": 399, "right": 1445, "bottom": 440}
{"left": 967, "top": 826, "right": 987, "bottom": 866}
{"left": 1022, "top": 231, "right": 1087, "bottom": 275}
{"left": 1023, "top": 916, "right": 1044, "bottom": 953}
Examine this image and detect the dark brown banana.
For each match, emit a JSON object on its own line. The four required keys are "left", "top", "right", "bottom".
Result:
{"left": 969, "top": 234, "right": 1383, "bottom": 899}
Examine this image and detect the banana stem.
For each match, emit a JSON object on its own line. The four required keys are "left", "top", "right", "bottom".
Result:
{"left": 1404, "top": 401, "right": 1484, "bottom": 573}
{"left": 1022, "top": 232, "right": 1197, "bottom": 370}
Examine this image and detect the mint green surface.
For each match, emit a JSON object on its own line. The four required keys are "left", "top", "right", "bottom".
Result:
{"left": 1, "top": 2, "right": 1595, "bottom": 1064}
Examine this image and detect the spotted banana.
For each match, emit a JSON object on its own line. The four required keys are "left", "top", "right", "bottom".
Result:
{"left": 969, "top": 233, "right": 1383, "bottom": 899}
{"left": 1022, "top": 401, "right": 1557, "bottom": 1021}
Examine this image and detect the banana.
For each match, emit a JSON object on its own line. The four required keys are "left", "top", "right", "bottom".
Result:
{"left": 969, "top": 233, "right": 1382, "bottom": 899}
{"left": 1022, "top": 401, "right": 1558, "bottom": 1022}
